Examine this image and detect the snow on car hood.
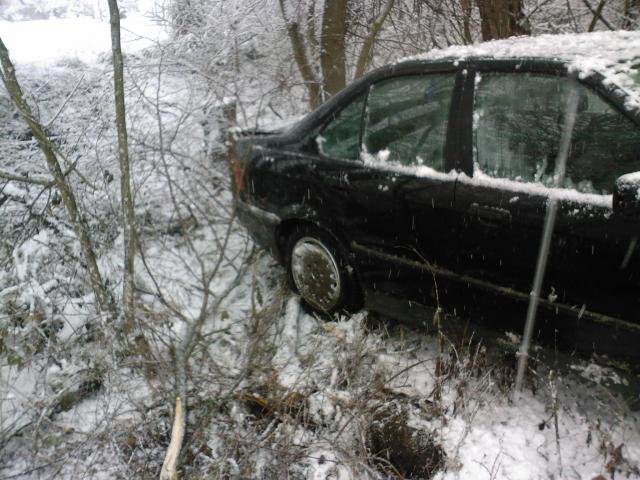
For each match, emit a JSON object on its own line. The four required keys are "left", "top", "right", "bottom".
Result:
{"left": 403, "top": 31, "right": 640, "bottom": 111}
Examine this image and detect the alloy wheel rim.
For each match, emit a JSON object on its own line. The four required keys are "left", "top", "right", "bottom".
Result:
{"left": 291, "top": 237, "right": 342, "bottom": 312}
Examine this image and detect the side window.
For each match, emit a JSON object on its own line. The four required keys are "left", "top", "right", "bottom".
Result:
{"left": 363, "top": 74, "right": 455, "bottom": 170}
{"left": 570, "top": 89, "right": 640, "bottom": 193}
{"left": 474, "top": 73, "right": 640, "bottom": 194}
{"left": 318, "top": 95, "right": 365, "bottom": 160}
{"left": 474, "top": 74, "right": 567, "bottom": 185}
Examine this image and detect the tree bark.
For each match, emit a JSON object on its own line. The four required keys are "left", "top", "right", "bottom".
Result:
{"left": 623, "top": 0, "right": 640, "bottom": 28}
{"left": 306, "top": 1, "right": 319, "bottom": 63}
{"left": 460, "top": 0, "right": 474, "bottom": 44}
{"left": 0, "top": 37, "right": 113, "bottom": 315}
{"left": 476, "top": 0, "right": 529, "bottom": 41}
{"left": 320, "top": 0, "right": 349, "bottom": 97}
{"left": 107, "top": 0, "right": 137, "bottom": 331}
{"left": 281, "top": 0, "right": 396, "bottom": 105}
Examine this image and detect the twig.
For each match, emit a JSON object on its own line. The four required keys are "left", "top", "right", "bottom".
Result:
{"left": 0, "top": 152, "right": 80, "bottom": 187}
{"left": 45, "top": 73, "right": 85, "bottom": 128}
{"left": 0, "top": 169, "right": 51, "bottom": 186}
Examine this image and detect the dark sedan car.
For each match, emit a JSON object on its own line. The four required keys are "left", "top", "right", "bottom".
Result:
{"left": 233, "top": 31, "right": 640, "bottom": 364}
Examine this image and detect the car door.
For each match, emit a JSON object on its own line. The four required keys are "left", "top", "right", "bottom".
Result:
{"left": 551, "top": 83, "right": 640, "bottom": 322}
{"left": 453, "top": 71, "right": 640, "bottom": 328}
{"left": 308, "top": 91, "right": 402, "bottom": 256}
{"left": 348, "top": 72, "right": 460, "bottom": 309}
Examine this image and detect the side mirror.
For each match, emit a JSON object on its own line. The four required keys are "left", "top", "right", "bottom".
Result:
{"left": 613, "top": 173, "right": 640, "bottom": 217}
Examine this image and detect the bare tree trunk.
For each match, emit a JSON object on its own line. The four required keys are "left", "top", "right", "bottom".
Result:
{"left": 0, "top": 37, "right": 113, "bottom": 315}
{"left": 281, "top": 0, "right": 396, "bottom": 104}
{"left": 320, "top": 0, "right": 349, "bottom": 97}
{"left": 476, "top": 0, "right": 529, "bottom": 41}
{"left": 354, "top": 0, "right": 396, "bottom": 78}
{"left": 278, "top": 0, "right": 322, "bottom": 109}
{"left": 623, "top": 0, "right": 640, "bottom": 28}
{"left": 107, "top": 0, "right": 137, "bottom": 331}
{"left": 306, "top": 1, "right": 319, "bottom": 63}
{"left": 460, "top": 0, "right": 474, "bottom": 44}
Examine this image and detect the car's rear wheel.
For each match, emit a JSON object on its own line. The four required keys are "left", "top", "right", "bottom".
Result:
{"left": 285, "top": 225, "right": 362, "bottom": 314}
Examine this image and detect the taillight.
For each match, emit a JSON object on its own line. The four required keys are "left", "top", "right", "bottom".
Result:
{"left": 227, "top": 131, "right": 245, "bottom": 196}
{"left": 232, "top": 155, "right": 245, "bottom": 195}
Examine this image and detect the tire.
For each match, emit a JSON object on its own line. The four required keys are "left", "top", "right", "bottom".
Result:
{"left": 285, "top": 225, "right": 362, "bottom": 315}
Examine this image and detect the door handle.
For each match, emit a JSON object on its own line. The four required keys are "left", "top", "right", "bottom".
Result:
{"left": 469, "top": 203, "right": 512, "bottom": 225}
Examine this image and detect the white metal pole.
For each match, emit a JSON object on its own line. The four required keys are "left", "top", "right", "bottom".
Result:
{"left": 514, "top": 81, "right": 580, "bottom": 395}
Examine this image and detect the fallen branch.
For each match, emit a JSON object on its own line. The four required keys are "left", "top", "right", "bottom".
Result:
{"left": 160, "top": 397, "right": 185, "bottom": 480}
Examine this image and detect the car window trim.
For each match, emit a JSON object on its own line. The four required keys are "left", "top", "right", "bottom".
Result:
{"left": 445, "top": 68, "right": 475, "bottom": 177}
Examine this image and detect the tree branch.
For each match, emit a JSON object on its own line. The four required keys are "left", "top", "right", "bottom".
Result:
{"left": 0, "top": 35, "right": 113, "bottom": 315}
{"left": 582, "top": 0, "right": 613, "bottom": 31}
{"left": 278, "top": 0, "right": 321, "bottom": 109}
{"left": 0, "top": 155, "right": 80, "bottom": 187}
{"left": 0, "top": 169, "right": 52, "bottom": 186}
{"left": 354, "top": 0, "right": 397, "bottom": 78}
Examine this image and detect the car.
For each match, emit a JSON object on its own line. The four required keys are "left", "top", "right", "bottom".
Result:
{"left": 233, "top": 31, "right": 640, "bottom": 366}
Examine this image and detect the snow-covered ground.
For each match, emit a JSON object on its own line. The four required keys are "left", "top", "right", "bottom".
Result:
{"left": 0, "top": 6, "right": 639, "bottom": 480}
{"left": 0, "top": 0, "right": 165, "bottom": 65}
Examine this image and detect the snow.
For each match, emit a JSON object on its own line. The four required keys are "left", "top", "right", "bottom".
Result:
{"left": 304, "top": 447, "right": 352, "bottom": 480}
{"left": 360, "top": 151, "right": 612, "bottom": 208}
{"left": 2, "top": 182, "right": 27, "bottom": 198}
{"left": 460, "top": 170, "right": 613, "bottom": 208}
{"left": 361, "top": 149, "right": 458, "bottom": 182}
{"left": 0, "top": 363, "right": 38, "bottom": 434}
{"left": 570, "top": 362, "right": 629, "bottom": 387}
{"left": 0, "top": 3, "right": 165, "bottom": 65}
{"left": 617, "top": 171, "right": 640, "bottom": 200}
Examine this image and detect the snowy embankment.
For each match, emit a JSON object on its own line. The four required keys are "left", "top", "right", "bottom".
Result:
{"left": 0, "top": 12, "right": 639, "bottom": 480}
{"left": 0, "top": 16, "right": 164, "bottom": 65}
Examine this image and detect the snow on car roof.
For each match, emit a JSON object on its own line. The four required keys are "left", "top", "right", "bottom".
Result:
{"left": 403, "top": 31, "right": 640, "bottom": 110}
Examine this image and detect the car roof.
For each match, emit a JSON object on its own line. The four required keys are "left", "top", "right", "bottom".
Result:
{"left": 401, "top": 31, "right": 640, "bottom": 110}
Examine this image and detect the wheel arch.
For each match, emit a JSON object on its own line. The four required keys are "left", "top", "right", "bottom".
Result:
{"left": 275, "top": 215, "right": 352, "bottom": 266}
